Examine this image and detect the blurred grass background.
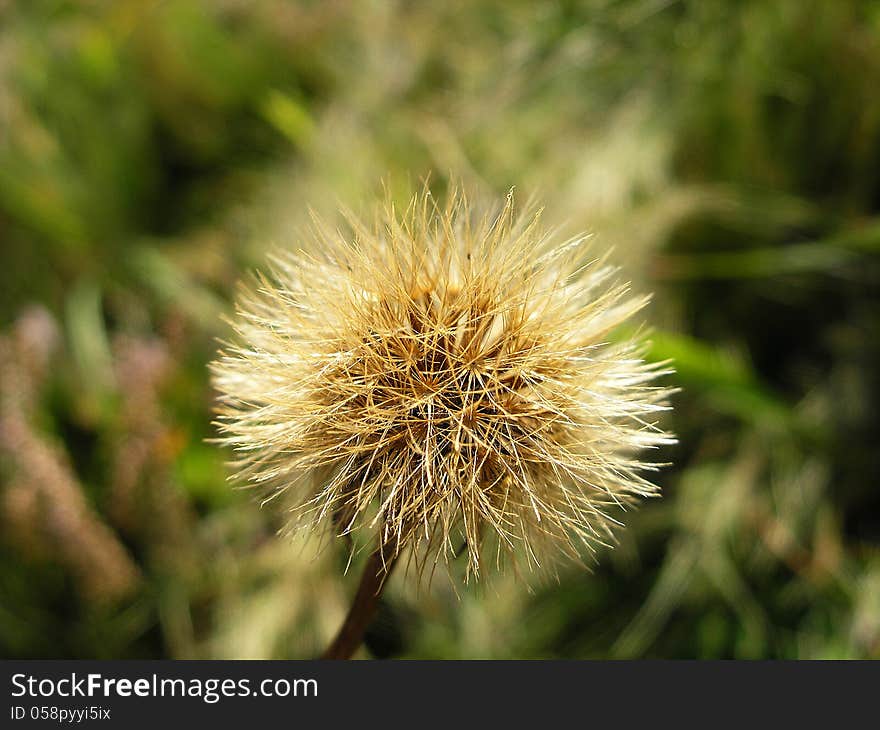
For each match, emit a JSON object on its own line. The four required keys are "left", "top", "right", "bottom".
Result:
{"left": 1, "top": 0, "right": 878, "bottom": 659}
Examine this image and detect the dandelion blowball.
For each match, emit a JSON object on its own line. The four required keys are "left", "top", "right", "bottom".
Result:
{"left": 211, "top": 185, "right": 674, "bottom": 582}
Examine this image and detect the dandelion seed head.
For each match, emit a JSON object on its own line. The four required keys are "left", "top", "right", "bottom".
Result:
{"left": 211, "top": 184, "right": 675, "bottom": 581}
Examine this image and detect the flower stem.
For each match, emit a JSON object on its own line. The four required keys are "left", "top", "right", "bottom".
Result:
{"left": 321, "top": 538, "right": 399, "bottom": 660}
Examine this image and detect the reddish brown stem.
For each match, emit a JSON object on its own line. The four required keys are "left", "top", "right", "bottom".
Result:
{"left": 321, "top": 540, "right": 399, "bottom": 660}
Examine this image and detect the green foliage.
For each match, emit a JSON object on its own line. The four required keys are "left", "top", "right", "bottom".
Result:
{"left": 0, "top": 0, "right": 877, "bottom": 659}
